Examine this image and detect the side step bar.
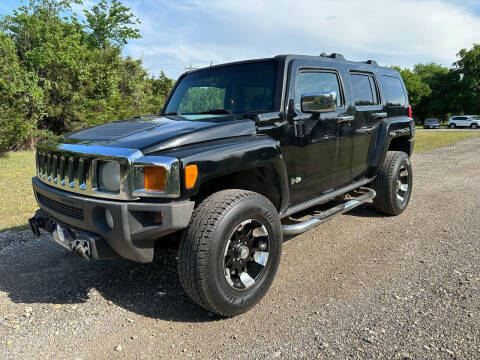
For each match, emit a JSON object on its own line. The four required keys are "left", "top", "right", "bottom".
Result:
{"left": 282, "top": 187, "right": 376, "bottom": 236}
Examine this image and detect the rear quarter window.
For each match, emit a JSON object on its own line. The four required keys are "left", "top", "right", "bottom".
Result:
{"left": 381, "top": 75, "right": 407, "bottom": 106}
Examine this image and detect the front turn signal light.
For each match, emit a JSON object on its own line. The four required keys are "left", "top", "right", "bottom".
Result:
{"left": 184, "top": 164, "right": 198, "bottom": 189}
{"left": 144, "top": 166, "right": 166, "bottom": 192}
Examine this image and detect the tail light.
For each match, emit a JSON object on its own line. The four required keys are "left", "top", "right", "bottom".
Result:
{"left": 408, "top": 105, "right": 413, "bottom": 118}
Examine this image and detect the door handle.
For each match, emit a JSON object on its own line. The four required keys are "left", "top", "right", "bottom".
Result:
{"left": 372, "top": 112, "right": 388, "bottom": 119}
{"left": 337, "top": 115, "right": 354, "bottom": 123}
{"left": 358, "top": 126, "right": 373, "bottom": 134}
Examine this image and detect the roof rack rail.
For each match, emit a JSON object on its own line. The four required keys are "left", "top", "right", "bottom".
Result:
{"left": 364, "top": 60, "right": 378, "bottom": 66}
{"left": 319, "top": 52, "right": 345, "bottom": 60}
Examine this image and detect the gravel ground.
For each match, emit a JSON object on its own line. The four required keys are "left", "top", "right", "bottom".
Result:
{"left": 1, "top": 138, "right": 479, "bottom": 359}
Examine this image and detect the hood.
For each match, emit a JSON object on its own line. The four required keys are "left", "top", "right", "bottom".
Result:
{"left": 64, "top": 115, "right": 257, "bottom": 153}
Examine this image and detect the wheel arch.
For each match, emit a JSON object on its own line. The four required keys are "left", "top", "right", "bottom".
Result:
{"left": 368, "top": 117, "right": 414, "bottom": 177}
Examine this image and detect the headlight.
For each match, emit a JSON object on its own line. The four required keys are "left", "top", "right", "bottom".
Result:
{"left": 97, "top": 161, "right": 121, "bottom": 193}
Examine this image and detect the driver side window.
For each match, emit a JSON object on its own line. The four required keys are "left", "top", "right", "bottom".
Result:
{"left": 294, "top": 71, "right": 342, "bottom": 113}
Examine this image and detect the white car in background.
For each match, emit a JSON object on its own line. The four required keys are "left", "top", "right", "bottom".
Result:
{"left": 447, "top": 115, "right": 480, "bottom": 129}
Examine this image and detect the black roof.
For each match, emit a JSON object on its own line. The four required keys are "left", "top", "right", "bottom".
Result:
{"left": 183, "top": 53, "right": 396, "bottom": 76}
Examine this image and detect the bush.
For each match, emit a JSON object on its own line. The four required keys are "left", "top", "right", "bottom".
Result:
{"left": 0, "top": 0, "right": 173, "bottom": 154}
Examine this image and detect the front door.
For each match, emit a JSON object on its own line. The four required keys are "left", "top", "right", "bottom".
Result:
{"left": 283, "top": 65, "right": 354, "bottom": 206}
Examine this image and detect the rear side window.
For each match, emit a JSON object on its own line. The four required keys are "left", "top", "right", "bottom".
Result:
{"left": 350, "top": 73, "right": 379, "bottom": 106}
{"left": 382, "top": 75, "right": 407, "bottom": 106}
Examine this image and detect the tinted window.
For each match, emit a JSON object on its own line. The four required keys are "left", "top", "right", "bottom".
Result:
{"left": 382, "top": 75, "right": 407, "bottom": 106}
{"left": 350, "top": 73, "right": 378, "bottom": 106}
{"left": 178, "top": 87, "right": 226, "bottom": 113}
{"left": 165, "top": 61, "right": 276, "bottom": 117}
{"left": 294, "top": 72, "right": 342, "bottom": 112}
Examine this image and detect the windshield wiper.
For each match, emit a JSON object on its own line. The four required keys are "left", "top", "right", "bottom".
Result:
{"left": 198, "top": 109, "right": 233, "bottom": 115}
{"left": 164, "top": 112, "right": 178, "bottom": 116}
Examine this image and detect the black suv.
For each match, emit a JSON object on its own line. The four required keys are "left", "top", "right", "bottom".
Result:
{"left": 30, "top": 53, "right": 414, "bottom": 316}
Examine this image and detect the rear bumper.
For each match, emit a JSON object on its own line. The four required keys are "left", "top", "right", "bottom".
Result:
{"left": 32, "top": 177, "right": 194, "bottom": 263}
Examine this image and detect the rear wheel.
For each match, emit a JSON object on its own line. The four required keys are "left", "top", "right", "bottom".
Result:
{"left": 449, "top": 123, "right": 456, "bottom": 129}
{"left": 373, "top": 151, "right": 413, "bottom": 216}
{"left": 178, "top": 189, "right": 282, "bottom": 316}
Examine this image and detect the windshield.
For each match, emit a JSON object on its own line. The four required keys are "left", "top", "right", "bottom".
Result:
{"left": 425, "top": 118, "right": 438, "bottom": 123}
{"left": 164, "top": 61, "right": 276, "bottom": 117}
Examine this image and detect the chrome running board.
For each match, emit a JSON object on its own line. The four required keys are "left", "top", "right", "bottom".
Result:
{"left": 282, "top": 187, "right": 376, "bottom": 236}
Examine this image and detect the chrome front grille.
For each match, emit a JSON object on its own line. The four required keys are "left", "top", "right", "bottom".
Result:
{"left": 35, "top": 143, "right": 143, "bottom": 200}
{"left": 37, "top": 152, "right": 90, "bottom": 191}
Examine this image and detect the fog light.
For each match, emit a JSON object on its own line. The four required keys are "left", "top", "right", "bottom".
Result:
{"left": 105, "top": 208, "right": 114, "bottom": 229}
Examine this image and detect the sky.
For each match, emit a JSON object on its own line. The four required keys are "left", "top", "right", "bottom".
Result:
{"left": 1, "top": 0, "right": 480, "bottom": 79}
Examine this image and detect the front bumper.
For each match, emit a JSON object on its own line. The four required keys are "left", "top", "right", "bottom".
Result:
{"left": 32, "top": 177, "right": 194, "bottom": 263}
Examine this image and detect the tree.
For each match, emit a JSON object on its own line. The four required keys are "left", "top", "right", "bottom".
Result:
{"left": 0, "top": 31, "right": 44, "bottom": 152}
{"left": 454, "top": 44, "right": 480, "bottom": 114}
{"left": 0, "top": 0, "right": 173, "bottom": 154}
{"left": 394, "top": 67, "right": 431, "bottom": 109}
{"left": 84, "top": 0, "right": 140, "bottom": 48}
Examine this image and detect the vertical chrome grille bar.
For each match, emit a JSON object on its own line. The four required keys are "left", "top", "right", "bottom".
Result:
{"left": 46, "top": 154, "right": 52, "bottom": 181}
{"left": 36, "top": 152, "right": 39, "bottom": 175}
{"left": 43, "top": 153, "right": 47, "bottom": 178}
{"left": 52, "top": 155, "right": 58, "bottom": 183}
{"left": 40, "top": 153, "right": 45, "bottom": 178}
{"left": 78, "top": 159, "right": 86, "bottom": 190}
{"left": 60, "top": 156, "right": 66, "bottom": 185}
{"left": 68, "top": 157, "right": 75, "bottom": 188}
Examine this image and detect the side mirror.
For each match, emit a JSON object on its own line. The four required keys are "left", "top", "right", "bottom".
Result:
{"left": 300, "top": 92, "right": 337, "bottom": 113}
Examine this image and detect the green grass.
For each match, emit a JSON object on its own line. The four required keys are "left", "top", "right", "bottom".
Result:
{"left": 414, "top": 131, "right": 480, "bottom": 152}
{"left": 0, "top": 151, "right": 38, "bottom": 232}
{"left": 1, "top": 131, "right": 479, "bottom": 232}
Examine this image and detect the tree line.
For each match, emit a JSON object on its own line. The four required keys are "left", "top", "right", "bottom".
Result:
{"left": 0, "top": 0, "right": 479, "bottom": 155}
{"left": 0, "top": 0, "right": 173, "bottom": 154}
{"left": 396, "top": 45, "right": 480, "bottom": 123}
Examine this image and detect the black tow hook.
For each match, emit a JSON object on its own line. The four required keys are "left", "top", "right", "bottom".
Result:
{"left": 72, "top": 240, "right": 91, "bottom": 262}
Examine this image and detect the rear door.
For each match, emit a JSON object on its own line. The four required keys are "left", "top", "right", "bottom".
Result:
{"left": 457, "top": 116, "right": 467, "bottom": 126}
{"left": 347, "top": 71, "right": 384, "bottom": 179}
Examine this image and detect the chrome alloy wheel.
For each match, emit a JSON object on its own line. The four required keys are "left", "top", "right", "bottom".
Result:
{"left": 396, "top": 165, "right": 409, "bottom": 202}
{"left": 223, "top": 219, "right": 270, "bottom": 289}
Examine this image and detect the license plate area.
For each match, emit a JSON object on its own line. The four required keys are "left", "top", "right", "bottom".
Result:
{"left": 53, "top": 224, "right": 71, "bottom": 250}
{"left": 52, "top": 223, "right": 91, "bottom": 261}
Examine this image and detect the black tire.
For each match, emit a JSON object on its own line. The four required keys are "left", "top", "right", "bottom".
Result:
{"left": 449, "top": 123, "right": 456, "bottom": 129}
{"left": 178, "top": 189, "right": 282, "bottom": 316}
{"left": 373, "top": 151, "right": 413, "bottom": 216}
{"left": 471, "top": 123, "right": 478, "bottom": 129}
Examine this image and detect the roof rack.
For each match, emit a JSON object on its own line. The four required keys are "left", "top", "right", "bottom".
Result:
{"left": 364, "top": 59, "right": 378, "bottom": 66}
{"left": 319, "top": 52, "right": 345, "bottom": 60}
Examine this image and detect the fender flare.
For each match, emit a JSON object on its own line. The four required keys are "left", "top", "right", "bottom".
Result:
{"left": 176, "top": 136, "right": 290, "bottom": 213}
{"left": 368, "top": 117, "right": 415, "bottom": 176}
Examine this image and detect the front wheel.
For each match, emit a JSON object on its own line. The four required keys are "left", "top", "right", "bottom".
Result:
{"left": 178, "top": 190, "right": 282, "bottom": 316}
{"left": 471, "top": 123, "right": 478, "bottom": 129}
{"left": 373, "top": 151, "right": 413, "bottom": 216}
